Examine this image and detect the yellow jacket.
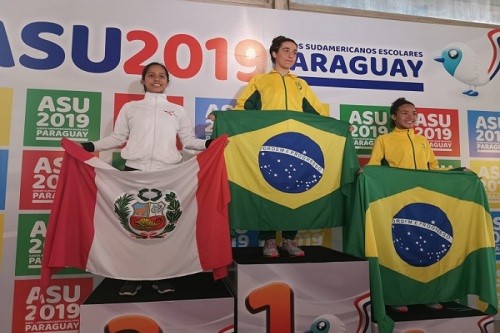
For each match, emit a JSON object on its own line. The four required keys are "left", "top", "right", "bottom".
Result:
{"left": 367, "top": 128, "right": 439, "bottom": 170}
{"left": 234, "top": 70, "right": 327, "bottom": 116}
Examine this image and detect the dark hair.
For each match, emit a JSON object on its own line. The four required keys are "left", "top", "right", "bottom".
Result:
{"left": 269, "top": 36, "right": 297, "bottom": 64}
{"left": 141, "top": 62, "right": 169, "bottom": 92}
{"left": 389, "top": 97, "right": 415, "bottom": 128}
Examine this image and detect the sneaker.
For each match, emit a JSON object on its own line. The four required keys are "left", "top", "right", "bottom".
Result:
{"left": 263, "top": 239, "right": 279, "bottom": 258}
{"left": 119, "top": 281, "right": 142, "bottom": 296}
{"left": 152, "top": 280, "right": 175, "bottom": 294}
{"left": 281, "top": 239, "right": 305, "bottom": 257}
{"left": 391, "top": 305, "right": 409, "bottom": 312}
{"left": 426, "top": 303, "right": 443, "bottom": 310}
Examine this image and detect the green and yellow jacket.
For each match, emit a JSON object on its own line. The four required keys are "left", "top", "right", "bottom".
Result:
{"left": 234, "top": 70, "right": 327, "bottom": 116}
{"left": 367, "top": 128, "right": 439, "bottom": 170}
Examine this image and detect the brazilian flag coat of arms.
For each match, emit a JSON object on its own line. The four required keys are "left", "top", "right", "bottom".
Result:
{"left": 344, "top": 166, "right": 497, "bottom": 333}
{"left": 212, "top": 110, "right": 359, "bottom": 231}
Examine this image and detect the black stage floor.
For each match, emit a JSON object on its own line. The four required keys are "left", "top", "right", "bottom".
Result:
{"left": 232, "top": 245, "right": 364, "bottom": 264}
{"left": 386, "top": 301, "right": 487, "bottom": 322}
{"left": 83, "top": 272, "right": 232, "bottom": 305}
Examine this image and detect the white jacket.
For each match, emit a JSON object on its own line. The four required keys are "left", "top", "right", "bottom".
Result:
{"left": 93, "top": 92, "right": 207, "bottom": 171}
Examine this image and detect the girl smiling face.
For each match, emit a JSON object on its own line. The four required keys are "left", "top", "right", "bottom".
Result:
{"left": 392, "top": 103, "right": 418, "bottom": 129}
{"left": 141, "top": 64, "right": 169, "bottom": 93}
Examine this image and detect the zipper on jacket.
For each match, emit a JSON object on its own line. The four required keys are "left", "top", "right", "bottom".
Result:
{"left": 280, "top": 74, "right": 289, "bottom": 110}
{"left": 406, "top": 130, "right": 417, "bottom": 169}
{"left": 150, "top": 95, "right": 158, "bottom": 170}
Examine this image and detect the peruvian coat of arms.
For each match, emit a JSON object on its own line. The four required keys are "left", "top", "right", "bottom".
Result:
{"left": 114, "top": 188, "right": 182, "bottom": 239}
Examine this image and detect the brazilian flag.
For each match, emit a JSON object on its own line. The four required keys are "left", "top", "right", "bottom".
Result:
{"left": 212, "top": 110, "right": 359, "bottom": 231}
{"left": 344, "top": 166, "right": 497, "bottom": 333}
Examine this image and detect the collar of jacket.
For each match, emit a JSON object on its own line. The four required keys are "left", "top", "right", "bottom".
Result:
{"left": 268, "top": 69, "right": 298, "bottom": 78}
{"left": 144, "top": 91, "right": 168, "bottom": 100}
{"left": 392, "top": 127, "right": 415, "bottom": 136}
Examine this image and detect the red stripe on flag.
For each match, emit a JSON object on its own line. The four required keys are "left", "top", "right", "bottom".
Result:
{"left": 195, "top": 135, "right": 232, "bottom": 279}
{"left": 41, "top": 138, "right": 98, "bottom": 288}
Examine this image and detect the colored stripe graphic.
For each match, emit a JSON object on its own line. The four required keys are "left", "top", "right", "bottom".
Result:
{"left": 302, "top": 76, "right": 424, "bottom": 91}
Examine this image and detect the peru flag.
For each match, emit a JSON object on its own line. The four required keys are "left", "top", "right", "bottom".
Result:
{"left": 41, "top": 136, "right": 231, "bottom": 288}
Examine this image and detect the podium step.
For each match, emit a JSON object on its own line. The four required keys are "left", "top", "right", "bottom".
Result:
{"left": 230, "top": 246, "right": 371, "bottom": 332}
{"left": 371, "top": 302, "right": 494, "bottom": 332}
{"left": 229, "top": 244, "right": 364, "bottom": 264}
{"left": 80, "top": 272, "right": 234, "bottom": 332}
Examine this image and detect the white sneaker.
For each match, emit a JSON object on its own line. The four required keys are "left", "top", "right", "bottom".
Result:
{"left": 152, "top": 280, "right": 175, "bottom": 294}
{"left": 281, "top": 239, "right": 305, "bottom": 257}
{"left": 263, "top": 239, "right": 279, "bottom": 258}
{"left": 119, "top": 281, "right": 142, "bottom": 296}
{"left": 391, "top": 305, "right": 409, "bottom": 312}
{"left": 426, "top": 303, "right": 443, "bottom": 310}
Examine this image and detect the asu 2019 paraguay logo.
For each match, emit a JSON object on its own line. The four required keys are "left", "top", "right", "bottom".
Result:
{"left": 114, "top": 188, "right": 182, "bottom": 239}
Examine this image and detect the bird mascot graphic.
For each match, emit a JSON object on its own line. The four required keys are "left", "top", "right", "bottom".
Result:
{"left": 305, "top": 314, "right": 346, "bottom": 333}
{"left": 434, "top": 29, "right": 500, "bottom": 96}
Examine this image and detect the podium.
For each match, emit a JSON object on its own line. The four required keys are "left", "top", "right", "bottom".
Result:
{"left": 227, "top": 246, "right": 371, "bottom": 332}
{"left": 78, "top": 245, "right": 493, "bottom": 332}
{"left": 372, "top": 302, "right": 494, "bottom": 332}
{"left": 80, "top": 272, "right": 234, "bottom": 332}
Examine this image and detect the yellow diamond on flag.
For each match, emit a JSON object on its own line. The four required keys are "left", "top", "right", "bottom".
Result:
{"left": 365, "top": 187, "right": 493, "bottom": 283}
{"left": 224, "top": 119, "right": 346, "bottom": 209}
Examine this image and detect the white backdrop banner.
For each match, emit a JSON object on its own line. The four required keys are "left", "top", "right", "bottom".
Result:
{"left": 1, "top": 0, "right": 499, "bottom": 331}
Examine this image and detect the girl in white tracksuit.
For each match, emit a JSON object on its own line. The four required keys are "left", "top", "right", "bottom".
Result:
{"left": 81, "top": 62, "right": 211, "bottom": 296}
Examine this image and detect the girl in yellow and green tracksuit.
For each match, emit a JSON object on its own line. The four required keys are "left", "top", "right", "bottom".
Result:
{"left": 234, "top": 69, "right": 328, "bottom": 116}
{"left": 233, "top": 35, "right": 327, "bottom": 258}
{"left": 367, "top": 127, "right": 439, "bottom": 170}
{"left": 367, "top": 97, "right": 439, "bottom": 170}
{"left": 367, "top": 97, "right": 444, "bottom": 313}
